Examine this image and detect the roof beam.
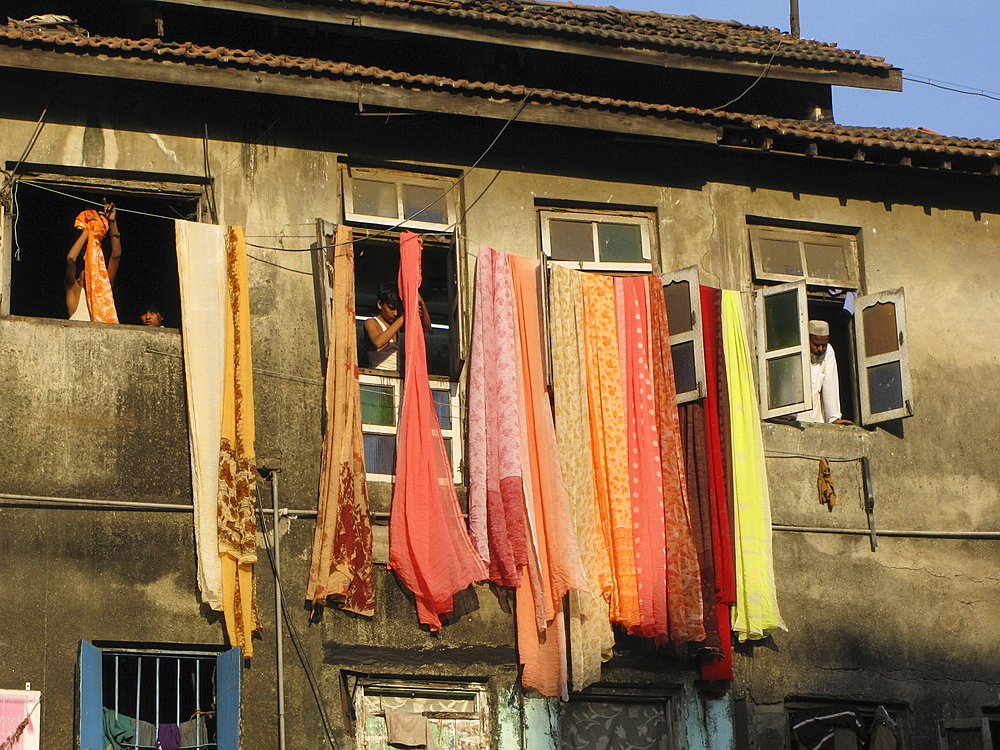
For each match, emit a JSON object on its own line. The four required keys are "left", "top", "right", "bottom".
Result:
{"left": 0, "top": 45, "right": 718, "bottom": 144}
{"left": 147, "top": 0, "right": 903, "bottom": 91}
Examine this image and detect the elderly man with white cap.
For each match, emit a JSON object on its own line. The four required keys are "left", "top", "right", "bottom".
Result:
{"left": 798, "top": 319, "right": 852, "bottom": 424}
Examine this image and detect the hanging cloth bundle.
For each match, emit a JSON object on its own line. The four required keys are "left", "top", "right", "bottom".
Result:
{"left": 74, "top": 209, "right": 118, "bottom": 323}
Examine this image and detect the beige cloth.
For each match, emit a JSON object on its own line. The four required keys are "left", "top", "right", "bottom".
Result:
{"left": 818, "top": 458, "right": 837, "bottom": 509}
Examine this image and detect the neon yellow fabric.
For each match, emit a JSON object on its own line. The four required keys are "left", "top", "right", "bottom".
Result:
{"left": 721, "top": 290, "right": 786, "bottom": 642}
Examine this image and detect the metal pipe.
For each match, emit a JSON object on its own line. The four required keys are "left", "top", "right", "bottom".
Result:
{"left": 773, "top": 525, "right": 1000, "bottom": 539}
{"left": 271, "top": 471, "right": 287, "bottom": 750}
{"left": 0, "top": 493, "right": 317, "bottom": 517}
{"left": 789, "top": 0, "right": 800, "bottom": 37}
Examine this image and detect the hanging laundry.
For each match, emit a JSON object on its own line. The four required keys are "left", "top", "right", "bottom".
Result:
{"left": 74, "top": 209, "right": 118, "bottom": 323}
{"left": 697, "top": 285, "right": 736, "bottom": 681}
{"left": 721, "top": 290, "right": 786, "bottom": 642}
{"left": 645, "top": 276, "right": 706, "bottom": 644}
{"left": 306, "top": 225, "right": 376, "bottom": 616}
{"left": 156, "top": 723, "right": 181, "bottom": 750}
{"left": 790, "top": 706, "right": 862, "bottom": 750}
{"left": 466, "top": 245, "right": 529, "bottom": 587}
{"left": 177, "top": 220, "right": 228, "bottom": 612}
{"left": 818, "top": 458, "right": 837, "bottom": 510}
{"left": 389, "top": 233, "right": 487, "bottom": 629}
{"left": 100, "top": 708, "right": 134, "bottom": 750}
{"left": 580, "top": 272, "right": 639, "bottom": 627}
{"left": 509, "top": 254, "right": 589, "bottom": 699}
{"left": 548, "top": 265, "right": 613, "bottom": 693}
{"left": 218, "top": 226, "right": 261, "bottom": 656}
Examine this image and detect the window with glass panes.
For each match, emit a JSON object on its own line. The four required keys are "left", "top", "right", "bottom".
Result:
{"left": 343, "top": 165, "right": 456, "bottom": 231}
{"left": 354, "top": 680, "right": 487, "bottom": 750}
{"left": 359, "top": 372, "right": 462, "bottom": 483}
{"left": 540, "top": 209, "right": 653, "bottom": 269}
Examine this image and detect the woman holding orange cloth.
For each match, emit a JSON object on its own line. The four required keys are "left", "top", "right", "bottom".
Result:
{"left": 65, "top": 201, "right": 121, "bottom": 323}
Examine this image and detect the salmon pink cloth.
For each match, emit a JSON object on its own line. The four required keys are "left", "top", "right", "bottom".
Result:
{"left": 74, "top": 210, "right": 118, "bottom": 323}
{"left": 388, "top": 233, "right": 487, "bottom": 629}
{"left": 467, "top": 245, "right": 529, "bottom": 587}
{"left": 509, "top": 254, "right": 588, "bottom": 699}
{"left": 306, "top": 225, "right": 376, "bottom": 617}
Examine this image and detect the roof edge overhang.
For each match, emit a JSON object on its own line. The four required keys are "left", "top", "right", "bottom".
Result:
{"left": 146, "top": 0, "right": 903, "bottom": 91}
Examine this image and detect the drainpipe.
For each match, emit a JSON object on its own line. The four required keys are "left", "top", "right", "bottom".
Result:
{"left": 268, "top": 470, "right": 287, "bottom": 750}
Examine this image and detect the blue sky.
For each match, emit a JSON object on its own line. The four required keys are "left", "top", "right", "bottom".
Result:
{"left": 615, "top": 0, "right": 1000, "bottom": 140}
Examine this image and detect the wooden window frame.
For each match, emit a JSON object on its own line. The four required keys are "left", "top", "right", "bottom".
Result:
{"left": 854, "top": 288, "right": 913, "bottom": 425}
{"left": 539, "top": 208, "right": 655, "bottom": 272}
{"left": 755, "top": 279, "right": 812, "bottom": 419}
{"left": 661, "top": 265, "right": 706, "bottom": 404}
{"left": 749, "top": 224, "right": 860, "bottom": 289}
{"left": 342, "top": 165, "right": 458, "bottom": 232}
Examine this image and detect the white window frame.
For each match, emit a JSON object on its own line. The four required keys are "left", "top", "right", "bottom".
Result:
{"left": 854, "top": 288, "right": 913, "bottom": 425}
{"left": 343, "top": 165, "right": 457, "bottom": 231}
{"left": 748, "top": 224, "right": 860, "bottom": 289}
{"left": 539, "top": 208, "right": 654, "bottom": 272}
{"left": 359, "top": 371, "right": 463, "bottom": 484}
{"left": 353, "top": 677, "right": 489, "bottom": 750}
{"left": 661, "top": 265, "right": 706, "bottom": 403}
{"left": 755, "top": 279, "right": 812, "bottom": 419}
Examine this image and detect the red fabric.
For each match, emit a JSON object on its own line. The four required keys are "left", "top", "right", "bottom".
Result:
{"left": 615, "top": 276, "right": 668, "bottom": 638}
{"left": 467, "top": 245, "right": 529, "bottom": 587}
{"left": 388, "top": 233, "right": 487, "bottom": 629}
{"left": 698, "top": 285, "right": 735, "bottom": 681}
{"left": 647, "top": 276, "right": 706, "bottom": 645}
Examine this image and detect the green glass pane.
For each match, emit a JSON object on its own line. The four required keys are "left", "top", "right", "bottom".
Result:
{"left": 549, "top": 220, "right": 594, "bottom": 261}
{"left": 764, "top": 290, "right": 800, "bottom": 352}
{"left": 767, "top": 353, "right": 804, "bottom": 409}
{"left": 664, "top": 280, "right": 692, "bottom": 334}
{"left": 432, "top": 389, "right": 451, "bottom": 429}
{"left": 671, "top": 340, "right": 696, "bottom": 394}
{"left": 402, "top": 184, "right": 448, "bottom": 224}
{"left": 361, "top": 384, "right": 395, "bottom": 426}
{"left": 757, "top": 237, "right": 802, "bottom": 276}
{"left": 868, "top": 361, "right": 903, "bottom": 414}
{"left": 597, "top": 223, "right": 644, "bottom": 263}
{"left": 353, "top": 179, "right": 397, "bottom": 219}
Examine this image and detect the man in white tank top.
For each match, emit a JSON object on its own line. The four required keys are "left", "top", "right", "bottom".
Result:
{"left": 363, "top": 283, "right": 431, "bottom": 371}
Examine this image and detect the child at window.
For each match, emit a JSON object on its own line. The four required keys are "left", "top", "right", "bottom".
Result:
{"left": 363, "top": 283, "right": 431, "bottom": 371}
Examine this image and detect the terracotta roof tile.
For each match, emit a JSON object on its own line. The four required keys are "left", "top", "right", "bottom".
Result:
{"left": 1, "top": 25, "right": 997, "bottom": 164}
{"left": 336, "top": 0, "right": 893, "bottom": 71}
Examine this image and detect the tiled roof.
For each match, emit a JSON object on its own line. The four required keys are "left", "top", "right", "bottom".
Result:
{"left": 2, "top": 25, "right": 997, "bottom": 167}
{"left": 330, "top": 0, "right": 893, "bottom": 72}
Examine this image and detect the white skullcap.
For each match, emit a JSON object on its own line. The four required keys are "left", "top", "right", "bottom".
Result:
{"left": 808, "top": 320, "right": 830, "bottom": 337}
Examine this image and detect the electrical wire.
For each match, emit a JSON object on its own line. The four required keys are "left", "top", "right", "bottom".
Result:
{"left": 709, "top": 41, "right": 785, "bottom": 112}
{"left": 254, "top": 480, "right": 342, "bottom": 750}
{"left": 903, "top": 75, "right": 1000, "bottom": 104}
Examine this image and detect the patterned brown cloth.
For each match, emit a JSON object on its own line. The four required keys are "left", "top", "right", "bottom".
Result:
{"left": 818, "top": 458, "right": 837, "bottom": 510}
{"left": 306, "top": 225, "right": 376, "bottom": 616}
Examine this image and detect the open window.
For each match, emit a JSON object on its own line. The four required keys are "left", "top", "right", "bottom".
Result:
{"left": 560, "top": 688, "right": 680, "bottom": 750}
{"left": 3, "top": 164, "right": 204, "bottom": 327}
{"left": 540, "top": 207, "right": 655, "bottom": 272}
{"left": 78, "top": 641, "right": 240, "bottom": 750}
{"left": 348, "top": 674, "right": 488, "bottom": 750}
{"left": 786, "top": 699, "right": 906, "bottom": 750}
{"left": 661, "top": 265, "right": 706, "bottom": 403}
{"left": 749, "top": 220, "right": 912, "bottom": 427}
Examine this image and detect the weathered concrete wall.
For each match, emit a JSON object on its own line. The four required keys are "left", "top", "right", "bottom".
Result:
{"left": 2, "top": 65, "right": 999, "bottom": 750}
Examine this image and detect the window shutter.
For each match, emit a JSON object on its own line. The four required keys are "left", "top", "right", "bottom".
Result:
{"left": 216, "top": 647, "right": 242, "bottom": 750}
{"left": 755, "top": 280, "right": 811, "bottom": 419}
{"left": 313, "top": 219, "right": 338, "bottom": 370}
{"left": 660, "top": 266, "right": 706, "bottom": 403}
{"left": 78, "top": 641, "right": 103, "bottom": 750}
{"left": 937, "top": 718, "right": 990, "bottom": 750}
{"left": 854, "top": 288, "right": 913, "bottom": 426}
{"left": 448, "top": 229, "right": 467, "bottom": 379}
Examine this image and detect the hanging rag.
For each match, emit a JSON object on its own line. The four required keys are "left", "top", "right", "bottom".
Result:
{"left": 218, "top": 226, "right": 261, "bottom": 656}
{"left": 721, "top": 290, "right": 786, "bottom": 642}
{"left": 384, "top": 700, "right": 432, "bottom": 748}
{"left": 509, "top": 254, "right": 589, "bottom": 699}
{"left": 74, "top": 209, "right": 118, "bottom": 323}
{"left": 790, "top": 706, "right": 862, "bottom": 750}
{"left": 101, "top": 708, "right": 135, "bottom": 750}
{"left": 306, "top": 225, "right": 376, "bottom": 616}
{"left": 818, "top": 458, "right": 837, "bottom": 510}
{"left": 466, "top": 245, "right": 529, "bottom": 587}
{"left": 176, "top": 220, "right": 228, "bottom": 612}
{"left": 548, "top": 265, "right": 614, "bottom": 692}
{"left": 156, "top": 723, "right": 182, "bottom": 750}
{"left": 388, "top": 233, "right": 487, "bottom": 629}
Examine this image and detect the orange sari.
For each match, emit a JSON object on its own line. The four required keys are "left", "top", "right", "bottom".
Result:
{"left": 73, "top": 210, "right": 118, "bottom": 323}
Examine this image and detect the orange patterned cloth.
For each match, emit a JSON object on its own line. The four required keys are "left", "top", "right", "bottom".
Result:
{"left": 580, "top": 273, "right": 639, "bottom": 626}
{"left": 73, "top": 210, "right": 118, "bottom": 323}
{"left": 218, "top": 226, "right": 261, "bottom": 656}
{"left": 306, "top": 226, "right": 376, "bottom": 616}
